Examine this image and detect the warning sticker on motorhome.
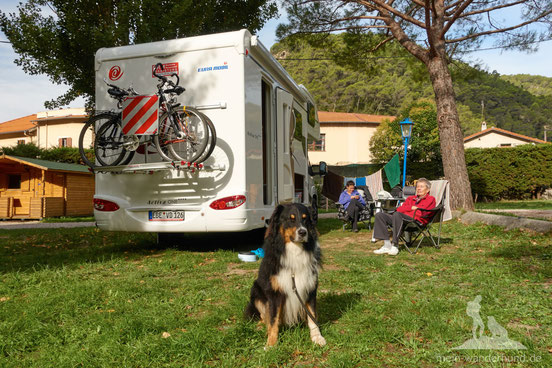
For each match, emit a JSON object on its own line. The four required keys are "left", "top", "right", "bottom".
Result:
{"left": 122, "top": 95, "right": 159, "bottom": 135}
{"left": 152, "top": 62, "right": 179, "bottom": 77}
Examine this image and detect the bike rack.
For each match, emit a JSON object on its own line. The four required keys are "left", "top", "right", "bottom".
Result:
{"left": 90, "top": 161, "right": 226, "bottom": 175}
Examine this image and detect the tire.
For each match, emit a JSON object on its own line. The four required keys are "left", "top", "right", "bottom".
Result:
{"left": 194, "top": 111, "right": 217, "bottom": 164}
{"left": 78, "top": 112, "right": 118, "bottom": 168}
{"left": 155, "top": 107, "right": 209, "bottom": 162}
{"left": 94, "top": 116, "right": 127, "bottom": 166}
{"left": 152, "top": 112, "right": 175, "bottom": 162}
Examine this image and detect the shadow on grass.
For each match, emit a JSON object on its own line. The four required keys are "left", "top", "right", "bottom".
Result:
{"left": 318, "top": 292, "right": 362, "bottom": 324}
{"left": 0, "top": 228, "right": 161, "bottom": 274}
{"left": 0, "top": 227, "right": 267, "bottom": 274}
{"left": 158, "top": 228, "right": 266, "bottom": 252}
{"left": 489, "top": 242, "right": 552, "bottom": 278}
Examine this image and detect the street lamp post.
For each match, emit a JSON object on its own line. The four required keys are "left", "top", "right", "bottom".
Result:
{"left": 399, "top": 118, "right": 414, "bottom": 189}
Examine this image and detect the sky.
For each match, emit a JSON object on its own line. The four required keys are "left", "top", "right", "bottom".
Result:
{"left": 1, "top": 2, "right": 552, "bottom": 123}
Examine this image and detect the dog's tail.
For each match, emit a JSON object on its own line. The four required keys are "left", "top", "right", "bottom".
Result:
{"left": 244, "top": 300, "right": 260, "bottom": 321}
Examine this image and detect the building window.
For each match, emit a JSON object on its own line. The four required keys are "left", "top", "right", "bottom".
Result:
{"left": 499, "top": 143, "right": 512, "bottom": 147}
{"left": 59, "top": 137, "right": 72, "bottom": 148}
{"left": 308, "top": 133, "right": 326, "bottom": 151}
{"left": 17, "top": 139, "right": 25, "bottom": 145}
{"left": 8, "top": 174, "right": 21, "bottom": 189}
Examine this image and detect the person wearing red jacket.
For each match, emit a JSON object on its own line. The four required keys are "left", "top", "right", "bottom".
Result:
{"left": 373, "top": 178, "right": 436, "bottom": 255}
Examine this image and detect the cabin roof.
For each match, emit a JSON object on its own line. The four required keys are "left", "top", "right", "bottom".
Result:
{"left": 0, "top": 155, "right": 92, "bottom": 174}
{"left": 318, "top": 111, "right": 395, "bottom": 124}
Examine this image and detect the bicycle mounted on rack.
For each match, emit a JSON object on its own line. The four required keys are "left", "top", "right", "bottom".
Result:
{"left": 78, "top": 63, "right": 216, "bottom": 168}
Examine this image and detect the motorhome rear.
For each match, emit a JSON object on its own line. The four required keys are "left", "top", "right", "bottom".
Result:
{"left": 93, "top": 29, "right": 321, "bottom": 233}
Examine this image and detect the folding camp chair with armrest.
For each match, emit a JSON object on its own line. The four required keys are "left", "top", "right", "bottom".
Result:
{"left": 336, "top": 187, "right": 374, "bottom": 231}
{"left": 398, "top": 202, "right": 444, "bottom": 254}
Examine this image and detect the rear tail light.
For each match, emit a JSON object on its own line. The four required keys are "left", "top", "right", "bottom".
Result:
{"left": 209, "top": 195, "right": 246, "bottom": 210}
{"left": 94, "top": 198, "right": 120, "bottom": 212}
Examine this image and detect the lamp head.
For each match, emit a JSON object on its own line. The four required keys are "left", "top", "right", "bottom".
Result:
{"left": 400, "top": 117, "right": 413, "bottom": 139}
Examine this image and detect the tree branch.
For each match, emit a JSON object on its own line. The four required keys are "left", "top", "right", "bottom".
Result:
{"left": 445, "top": 0, "right": 466, "bottom": 12}
{"left": 371, "top": 35, "right": 394, "bottom": 51}
{"left": 369, "top": 3, "right": 428, "bottom": 62}
{"left": 359, "top": 0, "right": 426, "bottom": 28}
{"left": 441, "top": 0, "right": 473, "bottom": 38}
{"left": 455, "top": 0, "right": 526, "bottom": 19}
{"left": 446, "top": 9, "right": 552, "bottom": 43}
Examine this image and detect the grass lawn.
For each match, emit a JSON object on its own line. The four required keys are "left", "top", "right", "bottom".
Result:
{"left": 0, "top": 219, "right": 550, "bottom": 367}
{"left": 475, "top": 200, "right": 552, "bottom": 210}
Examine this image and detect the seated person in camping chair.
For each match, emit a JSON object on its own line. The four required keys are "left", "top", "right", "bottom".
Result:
{"left": 338, "top": 180, "right": 367, "bottom": 232}
{"left": 372, "top": 178, "right": 436, "bottom": 255}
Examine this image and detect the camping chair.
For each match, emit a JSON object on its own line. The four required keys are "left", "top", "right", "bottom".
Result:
{"left": 336, "top": 186, "right": 374, "bottom": 231}
{"left": 397, "top": 181, "right": 449, "bottom": 254}
{"left": 398, "top": 203, "right": 444, "bottom": 254}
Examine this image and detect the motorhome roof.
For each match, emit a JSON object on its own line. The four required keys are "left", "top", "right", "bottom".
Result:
{"left": 94, "top": 29, "right": 313, "bottom": 105}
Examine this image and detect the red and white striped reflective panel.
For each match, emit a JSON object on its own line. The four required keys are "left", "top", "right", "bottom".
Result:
{"left": 121, "top": 95, "right": 159, "bottom": 135}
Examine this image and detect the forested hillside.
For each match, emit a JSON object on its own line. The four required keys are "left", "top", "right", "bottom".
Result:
{"left": 272, "top": 35, "right": 552, "bottom": 140}
{"left": 500, "top": 74, "right": 552, "bottom": 97}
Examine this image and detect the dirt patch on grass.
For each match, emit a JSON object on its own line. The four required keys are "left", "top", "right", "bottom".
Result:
{"left": 225, "top": 263, "right": 257, "bottom": 276}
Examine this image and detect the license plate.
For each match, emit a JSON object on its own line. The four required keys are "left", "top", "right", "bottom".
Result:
{"left": 148, "top": 210, "right": 185, "bottom": 221}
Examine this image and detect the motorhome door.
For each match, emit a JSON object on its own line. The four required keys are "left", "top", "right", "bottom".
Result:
{"left": 276, "top": 88, "right": 294, "bottom": 203}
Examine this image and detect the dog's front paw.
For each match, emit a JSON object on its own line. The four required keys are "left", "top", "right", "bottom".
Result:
{"left": 311, "top": 334, "right": 326, "bottom": 346}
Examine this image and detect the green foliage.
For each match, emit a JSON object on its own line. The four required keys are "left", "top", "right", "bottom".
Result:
{"left": 0, "top": 142, "right": 41, "bottom": 158}
{"left": 501, "top": 74, "right": 552, "bottom": 97}
{"left": 455, "top": 70, "right": 552, "bottom": 140}
{"left": 0, "top": 0, "right": 278, "bottom": 109}
{"left": 272, "top": 35, "right": 433, "bottom": 116}
{"left": 0, "top": 142, "right": 91, "bottom": 165}
{"left": 369, "top": 100, "right": 441, "bottom": 164}
{"left": 274, "top": 34, "right": 552, "bottom": 140}
{"left": 466, "top": 144, "right": 552, "bottom": 200}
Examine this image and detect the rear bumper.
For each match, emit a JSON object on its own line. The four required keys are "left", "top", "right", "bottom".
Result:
{"left": 94, "top": 198, "right": 265, "bottom": 233}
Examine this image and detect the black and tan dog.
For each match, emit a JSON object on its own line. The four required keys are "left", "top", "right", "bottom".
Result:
{"left": 245, "top": 203, "right": 326, "bottom": 347}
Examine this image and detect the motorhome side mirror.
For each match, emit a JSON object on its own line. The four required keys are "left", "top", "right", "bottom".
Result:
{"left": 318, "top": 161, "right": 327, "bottom": 176}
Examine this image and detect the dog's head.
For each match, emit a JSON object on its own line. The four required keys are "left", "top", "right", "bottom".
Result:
{"left": 265, "top": 203, "right": 317, "bottom": 244}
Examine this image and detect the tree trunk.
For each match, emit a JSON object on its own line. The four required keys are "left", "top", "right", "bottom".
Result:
{"left": 427, "top": 56, "right": 474, "bottom": 210}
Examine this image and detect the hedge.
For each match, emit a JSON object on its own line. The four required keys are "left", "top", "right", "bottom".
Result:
{"left": 465, "top": 144, "right": 552, "bottom": 200}
{"left": 0, "top": 143, "right": 93, "bottom": 166}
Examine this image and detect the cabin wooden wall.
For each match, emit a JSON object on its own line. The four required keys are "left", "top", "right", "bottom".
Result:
{"left": 0, "top": 162, "right": 94, "bottom": 218}
{"left": 65, "top": 174, "right": 94, "bottom": 216}
{"left": 0, "top": 165, "right": 39, "bottom": 217}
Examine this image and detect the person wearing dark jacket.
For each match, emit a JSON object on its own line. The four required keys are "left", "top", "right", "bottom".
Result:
{"left": 338, "top": 180, "right": 366, "bottom": 232}
{"left": 373, "top": 178, "right": 436, "bottom": 255}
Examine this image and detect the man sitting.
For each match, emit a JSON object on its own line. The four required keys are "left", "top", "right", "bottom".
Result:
{"left": 338, "top": 180, "right": 366, "bottom": 232}
{"left": 373, "top": 178, "right": 436, "bottom": 255}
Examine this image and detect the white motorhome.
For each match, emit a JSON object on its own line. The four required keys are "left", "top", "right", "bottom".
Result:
{"left": 93, "top": 29, "right": 324, "bottom": 233}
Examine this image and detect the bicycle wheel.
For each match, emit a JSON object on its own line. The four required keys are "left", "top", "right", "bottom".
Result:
{"left": 194, "top": 111, "right": 217, "bottom": 164}
{"left": 94, "top": 117, "right": 128, "bottom": 166}
{"left": 155, "top": 107, "right": 209, "bottom": 162}
{"left": 78, "top": 112, "right": 117, "bottom": 168}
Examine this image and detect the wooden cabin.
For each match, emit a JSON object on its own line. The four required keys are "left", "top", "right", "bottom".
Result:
{"left": 0, "top": 155, "right": 94, "bottom": 219}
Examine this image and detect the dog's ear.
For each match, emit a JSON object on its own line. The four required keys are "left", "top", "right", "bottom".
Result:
{"left": 265, "top": 204, "right": 284, "bottom": 239}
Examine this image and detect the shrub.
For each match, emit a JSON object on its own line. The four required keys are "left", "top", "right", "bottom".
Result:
{"left": 0, "top": 143, "right": 89, "bottom": 166}
{"left": 465, "top": 144, "right": 552, "bottom": 200}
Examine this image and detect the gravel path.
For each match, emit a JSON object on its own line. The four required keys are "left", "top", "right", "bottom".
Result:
{"left": 0, "top": 221, "right": 96, "bottom": 230}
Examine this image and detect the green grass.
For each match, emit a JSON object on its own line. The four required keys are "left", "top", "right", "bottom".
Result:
{"left": 1, "top": 220, "right": 551, "bottom": 367}
{"left": 475, "top": 200, "right": 552, "bottom": 210}
{"left": 41, "top": 216, "right": 95, "bottom": 223}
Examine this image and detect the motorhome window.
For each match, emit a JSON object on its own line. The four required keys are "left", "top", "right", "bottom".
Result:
{"left": 294, "top": 173, "right": 304, "bottom": 203}
{"left": 308, "top": 134, "right": 326, "bottom": 151}
{"left": 8, "top": 174, "right": 21, "bottom": 189}
{"left": 307, "top": 103, "right": 317, "bottom": 127}
{"left": 261, "top": 80, "right": 273, "bottom": 205}
{"left": 293, "top": 108, "right": 306, "bottom": 154}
